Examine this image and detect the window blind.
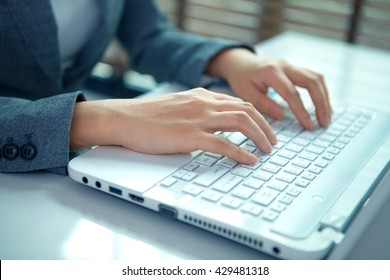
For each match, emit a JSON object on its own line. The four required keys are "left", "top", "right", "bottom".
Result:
{"left": 155, "top": 0, "right": 390, "bottom": 51}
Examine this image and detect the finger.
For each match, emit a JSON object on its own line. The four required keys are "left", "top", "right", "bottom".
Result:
{"left": 307, "top": 69, "right": 332, "bottom": 124}
{"left": 199, "top": 133, "right": 258, "bottom": 165}
{"left": 213, "top": 99, "right": 277, "bottom": 145}
{"left": 285, "top": 67, "right": 332, "bottom": 127}
{"left": 206, "top": 111, "right": 273, "bottom": 153}
{"left": 191, "top": 87, "right": 244, "bottom": 102}
{"left": 268, "top": 70, "right": 315, "bottom": 130}
{"left": 232, "top": 81, "right": 285, "bottom": 121}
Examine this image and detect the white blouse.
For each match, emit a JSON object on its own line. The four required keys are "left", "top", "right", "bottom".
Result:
{"left": 50, "top": 0, "right": 101, "bottom": 71}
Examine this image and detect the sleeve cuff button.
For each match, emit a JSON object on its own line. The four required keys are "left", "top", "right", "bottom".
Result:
{"left": 20, "top": 143, "right": 37, "bottom": 161}
{"left": 2, "top": 143, "right": 19, "bottom": 160}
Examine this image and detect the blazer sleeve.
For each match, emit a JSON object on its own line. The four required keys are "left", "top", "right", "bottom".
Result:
{"left": 0, "top": 92, "right": 85, "bottom": 174}
{"left": 116, "top": 0, "right": 254, "bottom": 87}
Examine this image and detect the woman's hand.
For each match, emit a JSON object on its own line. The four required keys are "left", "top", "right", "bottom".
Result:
{"left": 70, "top": 88, "right": 277, "bottom": 164}
{"left": 207, "top": 48, "right": 332, "bottom": 130}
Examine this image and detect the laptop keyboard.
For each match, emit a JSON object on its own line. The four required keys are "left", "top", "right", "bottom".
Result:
{"left": 157, "top": 106, "right": 374, "bottom": 223}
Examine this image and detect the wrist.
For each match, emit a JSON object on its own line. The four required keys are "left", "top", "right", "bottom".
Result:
{"left": 70, "top": 100, "right": 116, "bottom": 150}
{"left": 206, "top": 48, "right": 255, "bottom": 80}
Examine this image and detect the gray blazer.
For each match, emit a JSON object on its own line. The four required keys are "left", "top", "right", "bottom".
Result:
{"left": 0, "top": 0, "right": 246, "bottom": 174}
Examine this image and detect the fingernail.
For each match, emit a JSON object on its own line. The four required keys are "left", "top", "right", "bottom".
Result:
{"left": 264, "top": 141, "right": 273, "bottom": 153}
{"left": 247, "top": 153, "right": 258, "bottom": 165}
{"left": 305, "top": 116, "right": 314, "bottom": 131}
{"left": 322, "top": 112, "right": 330, "bottom": 127}
{"left": 270, "top": 132, "right": 278, "bottom": 145}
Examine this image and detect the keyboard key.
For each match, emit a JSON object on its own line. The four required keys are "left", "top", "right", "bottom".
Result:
{"left": 218, "top": 157, "right": 238, "bottom": 169}
{"left": 285, "top": 143, "right": 304, "bottom": 153}
{"left": 243, "top": 177, "right": 264, "bottom": 189}
{"left": 299, "top": 151, "right": 318, "bottom": 161}
{"left": 308, "top": 166, "right": 322, "bottom": 175}
{"left": 245, "top": 139, "right": 256, "bottom": 147}
{"left": 183, "top": 162, "right": 200, "bottom": 171}
{"left": 212, "top": 175, "right": 242, "bottom": 193}
{"left": 194, "top": 154, "right": 218, "bottom": 166}
{"left": 273, "top": 141, "right": 285, "bottom": 149}
{"left": 319, "top": 134, "right": 337, "bottom": 142}
{"left": 261, "top": 163, "right": 281, "bottom": 174}
{"left": 194, "top": 165, "right": 229, "bottom": 187}
{"left": 275, "top": 173, "right": 296, "bottom": 183}
{"left": 252, "top": 188, "right": 279, "bottom": 206}
{"left": 338, "top": 136, "right": 351, "bottom": 144}
{"left": 302, "top": 172, "right": 316, "bottom": 181}
{"left": 286, "top": 187, "right": 301, "bottom": 197}
{"left": 201, "top": 190, "right": 223, "bottom": 202}
{"left": 181, "top": 171, "right": 198, "bottom": 182}
{"left": 272, "top": 121, "right": 288, "bottom": 133}
{"left": 332, "top": 142, "right": 346, "bottom": 150}
{"left": 160, "top": 177, "right": 177, "bottom": 187}
{"left": 231, "top": 166, "right": 252, "bottom": 178}
{"left": 241, "top": 203, "right": 263, "bottom": 216}
{"left": 271, "top": 202, "right": 287, "bottom": 213}
{"left": 262, "top": 210, "right": 279, "bottom": 222}
{"left": 292, "top": 137, "right": 310, "bottom": 146}
{"left": 280, "top": 124, "right": 303, "bottom": 138}
{"left": 338, "top": 120, "right": 352, "bottom": 127}
{"left": 306, "top": 145, "right": 325, "bottom": 155}
{"left": 182, "top": 185, "right": 203, "bottom": 196}
{"left": 258, "top": 156, "right": 270, "bottom": 163}
{"left": 284, "top": 164, "right": 304, "bottom": 176}
{"left": 241, "top": 143, "right": 256, "bottom": 153}
{"left": 231, "top": 186, "right": 255, "bottom": 200}
{"left": 314, "top": 160, "right": 328, "bottom": 168}
{"left": 253, "top": 170, "right": 273, "bottom": 181}
{"left": 295, "top": 178, "right": 310, "bottom": 188}
{"left": 344, "top": 131, "right": 357, "bottom": 138}
{"left": 327, "top": 147, "right": 341, "bottom": 155}
{"left": 279, "top": 194, "right": 294, "bottom": 205}
{"left": 277, "top": 134, "right": 292, "bottom": 143}
{"left": 240, "top": 161, "right": 261, "bottom": 170}
{"left": 227, "top": 132, "right": 247, "bottom": 145}
{"left": 299, "top": 131, "right": 317, "bottom": 141}
{"left": 326, "top": 128, "right": 342, "bottom": 137}
{"left": 267, "top": 181, "right": 288, "bottom": 192}
{"left": 292, "top": 158, "right": 311, "bottom": 168}
{"left": 312, "top": 139, "right": 331, "bottom": 148}
{"left": 172, "top": 169, "right": 188, "bottom": 179}
{"left": 221, "top": 196, "right": 243, "bottom": 209}
{"left": 322, "top": 152, "right": 335, "bottom": 161}
{"left": 204, "top": 152, "right": 224, "bottom": 159}
{"left": 277, "top": 150, "right": 296, "bottom": 160}
{"left": 269, "top": 156, "right": 289, "bottom": 167}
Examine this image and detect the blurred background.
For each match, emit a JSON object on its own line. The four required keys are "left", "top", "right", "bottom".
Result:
{"left": 86, "top": 0, "right": 390, "bottom": 98}
{"left": 156, "top": 0, "right": 390, "bottom": 50}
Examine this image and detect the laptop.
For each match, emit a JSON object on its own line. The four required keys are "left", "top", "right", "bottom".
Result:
{"left": 68, "top": 86, "right": 390, "bottom": 259}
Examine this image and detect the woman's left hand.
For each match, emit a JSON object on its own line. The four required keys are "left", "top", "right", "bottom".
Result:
{"left": 206, "top": 48, "right": 332, "bottom": 130}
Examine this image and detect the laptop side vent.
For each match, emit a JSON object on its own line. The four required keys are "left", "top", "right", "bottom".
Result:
{"left": 183, "top": 214, "right": 263, "bottom": 249}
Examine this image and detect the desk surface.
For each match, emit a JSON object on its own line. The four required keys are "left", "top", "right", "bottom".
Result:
{"left": 1, "top": 32, "right": 389, "bottom": 260}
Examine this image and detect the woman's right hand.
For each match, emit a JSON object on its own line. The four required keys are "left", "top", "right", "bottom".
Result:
{"left": 70, "top": 88, "right": 277, "bottom": 164}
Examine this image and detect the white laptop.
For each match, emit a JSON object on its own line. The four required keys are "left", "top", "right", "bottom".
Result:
{"left": 68, "top": 87, "right": 390, "bottom": 260}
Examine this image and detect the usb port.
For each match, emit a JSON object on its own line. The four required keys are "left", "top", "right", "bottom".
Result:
{"left": 109, "top": 186, "right": 122, "bottom": 196}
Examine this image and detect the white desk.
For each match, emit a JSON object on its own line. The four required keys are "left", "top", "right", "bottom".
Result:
{"left": 1, "top": 32, "right": 389, "bottom": 260}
